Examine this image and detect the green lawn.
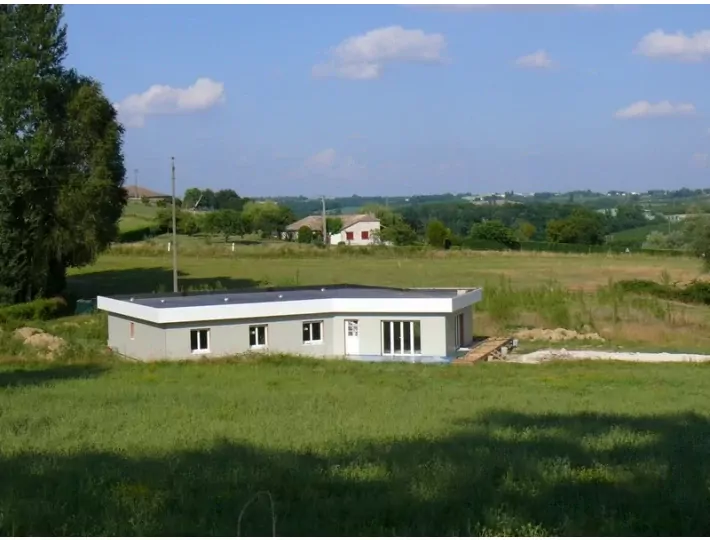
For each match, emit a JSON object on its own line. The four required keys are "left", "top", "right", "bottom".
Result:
{"left": 2, "top": 359, "right": 710, "bottom": 535}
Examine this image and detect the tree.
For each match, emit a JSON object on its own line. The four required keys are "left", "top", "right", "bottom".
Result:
{"left": 378, "top": 221, "right": 418, "bottom": 246}
{"left": 517, "top": 221, "right": 536, "bottom": 241}
{"left": 182, "top": 188, "right": 202, "bottom": 209}
{"left": 200, "top": 189, "right": 216, "bottom": 210}
{"left": 682, "top": 215, "right": 710, "bottom": 270}
{"left": 426, "top": 219, "right": 449, "bottom": 248}
{"left": 210, "top": 209, "right": 245, "bottom": 242}
{"left": 241, "top": 201, "right": 293, "bottom": 238}
{"left": 0, "top": 5, "right": 126, "bottom": 303}
{"left": 469, "top": 220, "right": 520, "bottom": 249}
{"left": 297, "top": 226, "right": 313, "bottom": 244}
{"left": 643, "top": 230, "right": 688, "bottom": 251}
{"left": 546, "top": 209, "right": 606, "bottom": 245}
{"left": 326, "top": 217, "right": 343, "bottom": 235}
{"left": 214, "top": 189, "right": 246, "bottom": 211}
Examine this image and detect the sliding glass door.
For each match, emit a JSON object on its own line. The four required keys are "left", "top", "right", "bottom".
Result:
{"left": 382, "top": 320, "right": 422, "bottom": 355}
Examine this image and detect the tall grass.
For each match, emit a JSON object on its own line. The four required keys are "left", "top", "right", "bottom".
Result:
{"left": 3, "top": 359, "right": 710, "bottom": 535}
{"left": 475, "top": 275, "right": 710, "bottom": 351}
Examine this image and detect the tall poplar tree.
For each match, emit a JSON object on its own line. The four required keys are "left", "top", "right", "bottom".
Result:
{"left": 0, "top": 5, "right": 126, "bottom": 303}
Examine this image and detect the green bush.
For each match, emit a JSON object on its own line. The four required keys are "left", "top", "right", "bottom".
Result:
{"left": 0, "top": 297, "right": 69, "bottom": 323}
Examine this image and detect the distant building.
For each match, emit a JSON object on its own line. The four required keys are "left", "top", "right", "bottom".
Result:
{"left": 285, "top": 214, "right": 381, "bottom": 245}
{"left": 125, "top": 186, "right": 170, "bottom": 201}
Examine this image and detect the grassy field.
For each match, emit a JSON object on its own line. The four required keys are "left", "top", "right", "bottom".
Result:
{"left": 2, "top": 358, "right": 710, "bottom": 535}
{"left": 119, "top": 201, "right": 160, "bottom": 233}
{"left": 2, "top": 250, "right": 710, "bottom": 534}
{"left": 65, "top": 249, "right": 710, "bottom": 353}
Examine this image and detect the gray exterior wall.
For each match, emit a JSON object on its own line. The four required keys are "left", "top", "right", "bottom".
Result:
{"left": 108, "top": 306, "right": 476, "bottom": 361}
{"left": 108, "top": 314, "right": 167, "bottom": 360}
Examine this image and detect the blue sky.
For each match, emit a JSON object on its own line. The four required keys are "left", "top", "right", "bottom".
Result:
{"left": 63, "top": 4, "right": 710, "bottom": 197}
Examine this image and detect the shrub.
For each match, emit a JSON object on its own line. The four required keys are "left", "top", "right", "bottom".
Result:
{"left": 0, "top": 297, "right": 69, "bottom": 323}
{"left": 297, "top": 226, "right": 313, "bottom": 244}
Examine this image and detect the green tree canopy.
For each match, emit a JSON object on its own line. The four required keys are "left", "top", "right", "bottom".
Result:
{"left": 546, "top": 209, "right": 606, "bottom": 245}
{"left": 426, "top": 219, "right": 449, "bottom": 248}
{"left": 469, "top": 220, "right": 520, "bottom": 249}
{"left": 0, "top": 5, "right": 126, "bottom": 303}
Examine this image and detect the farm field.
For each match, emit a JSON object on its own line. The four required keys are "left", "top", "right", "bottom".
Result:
{"left": 119, "top": 201, "right": 160, "bottom": 233}
{"left": 64, "top": 249, "right": 710, "bottom": 353}
{"left": 70, "top": 249, "right": 703, "bottom": 294}
{"left": 1, "top": 250, "right": 710, "bottom": 535}
{"left": 2, "top": 359, "right": 710, "bottom": 536}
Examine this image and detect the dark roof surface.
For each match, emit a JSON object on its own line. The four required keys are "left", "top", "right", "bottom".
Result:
{"left": 115, "top": 285, "right": 470, "bottom": 309}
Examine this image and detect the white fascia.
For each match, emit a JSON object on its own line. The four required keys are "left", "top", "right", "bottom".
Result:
{"left": 97, "top": 288, "right": 483, "bottom": 325}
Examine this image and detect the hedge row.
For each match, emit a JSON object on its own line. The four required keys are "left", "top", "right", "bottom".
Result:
{"left": 460, "top": 239, "right": 689, "bottom": 257}
{"left": 0, "top": 297, "right": 69, "bottom": 324}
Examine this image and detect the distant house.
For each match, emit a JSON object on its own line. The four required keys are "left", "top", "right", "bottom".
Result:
{"left": 125, "top": 186, "right": 171, "bottom": 201}
{"left": 285, "top": 214, "right": 381, "bottom": 245}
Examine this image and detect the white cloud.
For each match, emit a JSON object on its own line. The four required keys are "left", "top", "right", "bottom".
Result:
{"left": 115, "top": 77, "right": 226, "bottom": 128}
{"left": 634, "top": 29, "right": 710, "bottom": 62}
{"left": 515, "top": 50, "right": 554, "bottom": 69}
{"left": 613, "top": 100, "right": 697, "bottom": 119}
{"left": 312, "top": 26, "right": 446, "bottom": 80}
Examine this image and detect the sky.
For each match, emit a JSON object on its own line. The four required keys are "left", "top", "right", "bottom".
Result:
{"left": 63, "top": 4, "right": 710, "bottom": 197}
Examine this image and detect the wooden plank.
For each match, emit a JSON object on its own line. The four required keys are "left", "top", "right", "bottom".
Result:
{"left": 453, "top": 336, "right": 514, "bottom": 365}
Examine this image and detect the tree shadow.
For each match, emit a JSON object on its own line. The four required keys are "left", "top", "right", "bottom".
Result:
{"left": 0, "top": 364, "right": 107, "bottom": 390}
{"left": 1, "top": 410, "right": 710, "bottom": 535}
{"left": 68, "top": 268, "right": 261, "bottom": 297}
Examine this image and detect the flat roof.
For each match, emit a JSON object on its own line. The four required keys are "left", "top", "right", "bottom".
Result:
{"left": 98, "top": 284, "right": 483, "bottom": 325}
{"left": 123, "top": 286, "right": 464, "bottom": 309}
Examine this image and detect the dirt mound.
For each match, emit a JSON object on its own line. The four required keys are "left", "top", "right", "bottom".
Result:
{"left": 13, "top": 327, "right": 66, "bottom": 359}
{"left": 514, "top": 327, "right": 605, "bottom": 343}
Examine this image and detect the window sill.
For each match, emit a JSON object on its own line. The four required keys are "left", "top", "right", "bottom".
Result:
{"left": 250, "top": 345, "right": 267, "bottom": 350}
{"left": 191, "top": 349, "right": 210, "bottom": 354}
{"left": 303, "top": 340, "right": 323, "bottom": 345}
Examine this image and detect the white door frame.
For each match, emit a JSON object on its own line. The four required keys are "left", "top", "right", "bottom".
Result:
{"left": 344, "top": 319, "right": 360, "bottom": 355}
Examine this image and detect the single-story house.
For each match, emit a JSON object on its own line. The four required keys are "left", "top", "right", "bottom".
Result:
{"left": 285, "top": 214, "right": 381, "bottom": 245}
{"left": 125, "top": 185, "right": 171, "bottom": 201}
{"left": 97, "top": 284, "right": 483, "bottom": 362}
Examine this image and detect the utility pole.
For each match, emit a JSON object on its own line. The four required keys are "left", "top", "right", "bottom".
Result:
{"left": 321, "top": 196, "right": 327, "bottom": 245}
{"left": 133, "top": 168, "right": 139, "bottom": 198}
{"left": 171, "top": 157, "right": 178, "bottom": 293}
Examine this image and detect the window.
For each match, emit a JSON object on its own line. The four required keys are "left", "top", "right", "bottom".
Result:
{"left": 190, "top": 329, "right": 210, "bottom": 353}
{"left": 382, "top": 321, "right": 422, "bottom": 355}
{"left": 249, "top": 325, "right": 267, "bottom": 348}
{"left": 345, "top": 231, "right": 354, "bottom": 241}
{"left": 361, "top": 230, "right": 369, "bottom": 240}
{"left": 303, "top": 321, "right": 323, "bottom": 344}
{"left": 129, "top": 322, "right": 135, "bottom": 340}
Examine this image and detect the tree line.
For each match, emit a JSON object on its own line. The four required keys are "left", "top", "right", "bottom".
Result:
{"left": 148, "top": 198, "right": 296, "bottom": 242}
{"left": 355, "top": 201, "right": 653, "bottom": 248}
